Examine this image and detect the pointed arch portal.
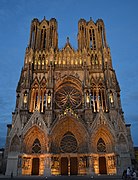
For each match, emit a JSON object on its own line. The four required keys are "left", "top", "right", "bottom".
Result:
{"left": 60, "top": 132, "right": 78, "bottom": 175}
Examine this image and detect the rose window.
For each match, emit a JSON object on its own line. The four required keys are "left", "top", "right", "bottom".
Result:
{"left": 60, "top": 132, "right": 78, "bottom": 153}
{"left": 55, "top": 83, "right": 82, "bottom": 109}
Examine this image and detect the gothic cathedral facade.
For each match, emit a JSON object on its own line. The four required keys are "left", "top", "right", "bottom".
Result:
{"left": 4, "top": 17, "right": 134, "bottom": 176}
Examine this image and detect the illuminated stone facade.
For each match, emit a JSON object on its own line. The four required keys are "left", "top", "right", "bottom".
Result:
{"left": 4, "top": 17, "right": 134, "bottom": 176}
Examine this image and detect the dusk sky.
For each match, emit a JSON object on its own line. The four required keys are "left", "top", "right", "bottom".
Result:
{"left": 0, "top": 0, "right": 138, "bottom": 148}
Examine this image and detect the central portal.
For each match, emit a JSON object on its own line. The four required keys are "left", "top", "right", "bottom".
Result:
{"left": 60, "top": 157, "right": 78, "bottom": 175}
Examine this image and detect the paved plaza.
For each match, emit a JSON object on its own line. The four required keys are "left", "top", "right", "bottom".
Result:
{"left": 0, "top": 175, "right": 124, "bottom": 180}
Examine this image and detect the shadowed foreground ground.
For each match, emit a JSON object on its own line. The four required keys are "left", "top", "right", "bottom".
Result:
{"left": 0, "top": 175, "right": 124, "bottom": 180}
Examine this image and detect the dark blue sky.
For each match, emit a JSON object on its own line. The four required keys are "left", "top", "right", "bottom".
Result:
{"left": 0, "top": 0, "right": 138, "bottom": 147}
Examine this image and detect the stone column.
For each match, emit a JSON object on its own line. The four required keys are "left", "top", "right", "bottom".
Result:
{"left": 43, "top": 155, "right": 51, "bottom": 177}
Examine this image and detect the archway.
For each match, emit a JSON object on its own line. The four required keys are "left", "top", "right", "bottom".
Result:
{"left": 60, "top": 132, "right": 78, "bottom": 175}
{"left": 91, "top": 125, "right": 115, "bottom": 175}
{"left": 23, "top": 125, "right": 48, "bottom": 153}
{"left": 50, "top": 116, "right": 88, "bottom": 175}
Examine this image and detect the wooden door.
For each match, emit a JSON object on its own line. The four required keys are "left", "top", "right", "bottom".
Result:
{"left": 32, "top": 158, "right": 39, "bottom": 175}
{"left": 61, "top": 157, "right": 68, "bottom": 175}
{"left": 70, "top": 157, "right": 78, "bottom": 175}
{"left": 99, "top": 156, "right": 107, "bottom": 174}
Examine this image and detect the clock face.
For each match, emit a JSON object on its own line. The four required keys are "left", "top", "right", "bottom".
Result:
{"left": 55, "top": 83, "right": 82, "bottom": 109}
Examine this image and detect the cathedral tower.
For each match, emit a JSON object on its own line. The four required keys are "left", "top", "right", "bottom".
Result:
{"left": 4, "top": 17, "right": 134, "bottom": 176}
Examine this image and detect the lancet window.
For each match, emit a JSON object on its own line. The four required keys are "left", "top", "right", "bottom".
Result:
{"left": 23, "top": 91, "right": 28, "bottom": 104}
{"left": 109, "top": 90, "right": 114, "bottom": 106}
{"left": 29, "top": 81, "right": 47, "bottom": 112}
{"left": 90, "top": 83, "right": 107, "bottom": 112}
{"left": 35, "top": 90, "right": 38, "bottom": 109}
{"left": 43, "top": 29, "right": 46, "bottom": 49}
{"left": 101, "top": 26, "right": 104, "bottom": 47}
{"left": 42, "top": 54, "right": 45, "bottom": 68}
{"left": 31, "top": 27, "right": 35, "bottom": 48}
{"left": 40, "top": 89, "right": 46, "bottom": 112}
{"left": 34, "top": 53, "right": 46, "bottom": 70}
{"left": 30, "top": 25, "right": 37, "bottom": 49}
{"left": 89, "top": 27, "right": 96, "bottom": 49}
{"left": 50, "top": 25, "right": 54, "bottom": 47}
{"left": 40, "top": 26, "right": 47, "bottom": 49}
{"left": 90, "top": 54, "right": 98, "bottom": 65}
{"left": 29, "top": 83, "right": 39, "bottom": 112}
{"left": 99, "top": 26, "right": 105, "bottom": 47}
